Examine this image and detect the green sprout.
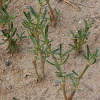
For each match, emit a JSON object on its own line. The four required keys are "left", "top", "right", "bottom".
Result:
{"left": 69, "top": 19, "right": 93, "bottom": 54}
{"left": 23, "top": 0, "right": 49, "bottom": 82}
{"left": 42, "top": 25, "right": 72, "bottom": 100}
{"left": 0, "top": 0, "right": 11, "bottom": 11}
{"left": 67, "top": 45, "right": 100, "bottom": 100}
{"left": 0, "top": 6, "right": 25, "bottom": 53}
{"left": 0, "top": 22, "right": 18, "bottom": 53}
{"left": 16, "top": 31, "right": 26, "bottom": 43}
{"left": 42, "top": 25, "right": 100, "bottom": 100}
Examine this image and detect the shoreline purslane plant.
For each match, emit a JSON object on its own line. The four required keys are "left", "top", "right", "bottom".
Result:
{"left": 23, "top": 0, "right": 60, "bottom": 82}
{"left": 0, "top": 0, "right": 11, "bottom": 11}
{"left": 67, "top": 45, "right": 100, "bottom": 100}
{"left": 42, "top": 25, "right": 100, "bottom": 100}
{"left": 69, "top": 20, "right": 93, "bottom": 54}
{"left": 0, "top": 1, "right": 26, "bottom": 53}
{"left": 45, "top": 0, "right": 56, "bottom": 27}
{"left": 23, "top": 0, "right": 49, "bottom": 82}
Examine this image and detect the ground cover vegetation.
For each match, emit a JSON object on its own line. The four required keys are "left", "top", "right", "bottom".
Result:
{"left": 0, "top": 0, "right": 100, "bottom": 100}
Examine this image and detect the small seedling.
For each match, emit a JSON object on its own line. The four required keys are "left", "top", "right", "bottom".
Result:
{"left": 69, "top": 19, "right": 93, "bottom": 54}
{"left": 23, "top": 0, "right": 49, "bottom": 82}
{"left": 0, "top": 0, "right": 11, "bottom": 10}
{"left": 54, "top": 8, "right": 60, "bottom": 21}
{"left": 0, "top": 0, "right": 12, "bottom": 27}
{"left": 42, "top": 25, "right": 100, "bottom": 100}
{"left": 42, "top": 25, "right": 72, "bottom": 100}
{"left": 16, "top": 31, "right": 26, "bottom": 43}
{"left": 0, "top": 6, "right": 25, "bottom": 53}
{"left": 45, "top": 0, "right": 56, "bottom": 27}
{"left": 46, "top": 0, "right": 61, "bottom": 27}
{"left": 67, "top": 45, "right": 100, "bottom": 99}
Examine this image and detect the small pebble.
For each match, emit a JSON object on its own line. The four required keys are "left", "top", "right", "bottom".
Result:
{"left": 78, "top": 20, "right": 82, "bottom": 24}
{"left": 6, "top": 77, "right": 10, "bottom": 81}
{"left": 5, "top": 60, "right": 11, "bottom": 67}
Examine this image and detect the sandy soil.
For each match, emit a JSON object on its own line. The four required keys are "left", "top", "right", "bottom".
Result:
{"left": 0, "top": 0, "right": 100, "bottom": 100}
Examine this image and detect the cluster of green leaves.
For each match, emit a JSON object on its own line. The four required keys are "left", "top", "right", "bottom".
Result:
{"left": 0, "top": 22, "right": 18, "bottom": 52}
{"left": 0, "top": 8, "right": 15, "bottom": 25}
{"left": 83, "top": 45, "right": 100, "bottom": 64}
{"left": 68, "top": 45, "right": 100, "bottom": 95}
{"left": 0, "top": 0, "right": 11, "bottom": 10}
{"left": 22, "top": 0, "right": 48, "bottom": 35}
{"left": 23, "top": 0, "right": 50, "bottom": 81}
{"left": 46, "top": 43, "right": 72, "bottom": 79}
{"left": 69, "top": 19, "right": 93, "bottom": 54}
{"left": 49, "top": 7, "right": 60, "bottom": 23}
{"left": 42, "top": 20, "right": 100, "bottom": 99}
{"left": 0, "top": 1, "right": 26, "bottom": 53}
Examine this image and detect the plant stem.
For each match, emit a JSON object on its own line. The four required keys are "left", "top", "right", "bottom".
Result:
{"left": 45, "top": 0, "right": 56, "bottom": 27}
{"left": 76, "top": 59, "right": 94, "bottom": 88}
{"left": 32, "top": 60, "right": 41, "bottom": 82}
{"left": 72, "top": 58, "right": 94, "bottom": 98}
{"left": 67, "top": 91, "right": 75, "bottom": 100}
{"left": 0, "top": 0, "right": 2, "bottom": 10}
{"left": 40, "top": 52, "right": 45, "bottom": 79}
{"left": 74, "top": 38, "right": 77, "bottom": 53}
{"left": 40, "top": 26, "right": 60, "bottom": 70}
{"left": 41, "top": 26, "right": 68, "bottom": 99}
{"left": 61, "top": 80, "right": 67, "bottom": 100}
{"left": 34, "top": 4, "right": 42, "bottom": 39}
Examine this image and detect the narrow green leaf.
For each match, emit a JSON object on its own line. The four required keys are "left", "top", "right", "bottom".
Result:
{"left": 30, "top": 35, "right": 36, "bottom": 45}
{"left": 46, "top": 60, "right": 60, "bottom": 71}
{"left": 45, "top": 25, "right": 48, "bottom": 38}
{"left": 6, "top": 0, "right": 11, "bottom": 9}
{"left": 62, "top": 54, "right": 69, "bottom": 65}
{"left": 69, "top": 44, "right": 75, "bottom": 48}
{"left": 41, "top": 8, "right": 46, "bottom": 24}
{"left": 23, "top": 11, "right": 28, "bottom": 19}
{"left": 54, "top": 64, "right": 60, "bottom": 71}
{"left": 46, "top": 60, "right": 55, "bottom": 66}
{"left": 95, "top": 47, "right": 98, "bottom": 55}
{"left": 84, "top": 19, "right": 87, "bottom": 28}
{"left": 62, "top": 49, "right": 73, "bottom": 57}
{"left": 11, "top": 29, "right": 17, "bottom": 38}
{"left": 77, "top": 88, "right": 84, "bottom": 91}
{"left": 72, "top": 70, "right": 78, "bottom": 76}
{"left": 1, "top": 30, "right": 7, "bottom": 37}
{"left": 38, "top": 0, "right": 41, "bottom": 3}
{"left": 66, "top": 73, "right": 73, "bottom": 77}
{"left": 60, "top": 44, "right": 62, "bottom": 57}
{"left": 86, "top": 32, "right": 90, "bottom": 38}
{"left": 87, "top": 45, "right": 89, "bottom": 60}
{"left": 69, "top": 75, "right": 76, "bottom": 87}
{"left": 78, "top": 30, "right": 82, "bottom": 37}
{"left": 0, "top": 40, "right": 7, "bottom": 45}
{"left": 29, "top": 6, "right": 38, "bottom": 18}
{"left": 52, "top": 48, "right": 59, "bottom": 55}
{"left": 11, "top": 22, "right": 13, "bottom": 31}
{"left": 2, "top": 7, "right": 9, "bottom": 17}
{"left": 92, "top": 59, "right": 96, "bottom": 64}
{"left": 70, "top": 30, "right": 75, "bottom": 36}
{"left": 83, "top": 54, "right": 88, "bottom": 60}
